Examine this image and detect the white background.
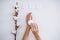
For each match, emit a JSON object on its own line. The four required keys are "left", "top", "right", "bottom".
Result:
{"left": 0, "top": 0, "right": 60, "bottom": 40}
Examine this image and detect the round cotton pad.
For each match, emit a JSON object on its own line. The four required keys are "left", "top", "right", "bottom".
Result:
{"left": 28, "top": 20, "right": 34, "bottom": 25}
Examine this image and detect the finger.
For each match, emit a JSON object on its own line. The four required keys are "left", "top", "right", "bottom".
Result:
{"left": 26, "top": 12, "right": 32, "bottom": 24}
{"left": 35, "top": 23, "right": 37, "bottom": 30}
{"left": 30, "top": 23, "right": 34, "bottom": 31}
{"left": 36, "top": 24, "right": 39, "bottom": 32}
{"left": 32, "top": 23, "right": 36, "bottom": 31}
{"left": 33, "top": 23, "right": 38, "bottom": 32}
{"left": 26, "top": 12, "right": 32, "bottom": 20}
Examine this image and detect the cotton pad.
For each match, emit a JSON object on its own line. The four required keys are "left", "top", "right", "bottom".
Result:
{"left": 28, "top": 20, "right": 34, "bottom": 25}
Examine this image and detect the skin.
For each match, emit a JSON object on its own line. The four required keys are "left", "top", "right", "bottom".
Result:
{"left": 22, "top": 12, "right": 41, "bottom": 40}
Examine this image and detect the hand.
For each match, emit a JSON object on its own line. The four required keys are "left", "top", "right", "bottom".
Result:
{"left": 30, "top": 23, "right": 39, "bottom": 33}
{"left": 22, "top": 12, "right": 32, "bottom": 40}
{"left": 29, "top": 15, "right": 41, "bottom": 40}
{"left": 26, "top": 12, "right": 32, "bottom": 30}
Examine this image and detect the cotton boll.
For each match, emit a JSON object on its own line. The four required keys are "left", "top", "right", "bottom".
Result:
{"left": 15, "top": 5, "right": 19, "bottom": 10}
{"left": 12, "top": 30, "right": 16, "bottom": 34}
{"left": 16, "top": 17, "right": 19, "bottom": 19}
{"left": 17, "top": 23, "right": 20, "bottom": 26}
{"left": 15, "top": 5, "right": 18, "bottom": 8}
{"left": 13, "top": 16, "right": 19, "bottom": 20}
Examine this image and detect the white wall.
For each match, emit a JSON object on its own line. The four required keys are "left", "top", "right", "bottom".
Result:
{"left": 0, "top": 0, "right": 60, "bottom": 40}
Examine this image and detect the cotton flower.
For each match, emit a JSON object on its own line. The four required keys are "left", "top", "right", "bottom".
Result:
{"left": 13, "top": 16, "right": 19, "bottom": 20}
{"left": 16, "top": 23, "right": 20, "bottom": 26}
{"left": 12, "top": 30, "right": 16, "bottom": 34}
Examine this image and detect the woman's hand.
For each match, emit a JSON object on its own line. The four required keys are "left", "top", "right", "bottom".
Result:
{"left": 23, "top": 12, "right": 41, "bottom": 40}
{"left": 22, "top": 12, "right": 32, "bottom": 40}
{"left": 30, "top": 22, "right": 41, "bottom": 40}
